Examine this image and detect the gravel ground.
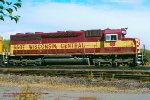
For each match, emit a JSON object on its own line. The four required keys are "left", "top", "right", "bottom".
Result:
{"left": 0, "top": 85, "right": 150, "bottom": 100}
{"left": 0, "top": 74, "right": 150, "bottom": 100}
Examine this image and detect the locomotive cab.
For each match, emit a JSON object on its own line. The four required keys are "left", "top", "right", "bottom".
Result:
{"left": 103, "top": 28, "right": 123, "bottom": 48}
{"left": 102, "top": 28, "right": 147, "bottom": 66}
{"left": 104, "top": 28, "right": 126, "bottom": 41}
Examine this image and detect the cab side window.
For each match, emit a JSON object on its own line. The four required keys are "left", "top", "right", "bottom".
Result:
{"left": 106, "top": 34, "right": 118, "bottom": 41}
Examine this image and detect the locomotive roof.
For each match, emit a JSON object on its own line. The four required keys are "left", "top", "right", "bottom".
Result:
{"left": 10, "top": 28, "right": 126, "bottom": 41}
{"left": 12, "top": 30, "right": 84, "bottom": 36}
{"left": 11, "top": 28, "right": 125, "bottom": 36}
{"left": 10, "top": 31, "right": 84, "bottom": 41}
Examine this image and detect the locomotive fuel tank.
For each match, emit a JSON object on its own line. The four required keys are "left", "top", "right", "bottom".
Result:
{"left": 43, "top": 57, "right": 89, "bottom": 65}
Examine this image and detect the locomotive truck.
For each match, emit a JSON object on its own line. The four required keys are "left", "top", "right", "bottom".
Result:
{"left": 0, "top": 28, "right": 147, "bottom": 67}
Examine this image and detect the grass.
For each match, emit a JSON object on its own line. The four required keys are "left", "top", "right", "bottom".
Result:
{"left": 2, "top": 82, "right": 46, "bottom": 100}
{"left": 13, "top": 85, "right": 44, "bottom": 100}
{"left": 88, "top": 71, "right": 94, "bottom": 80}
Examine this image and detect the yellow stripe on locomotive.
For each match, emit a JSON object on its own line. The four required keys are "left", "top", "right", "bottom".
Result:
{"left": 10, "top": 40, "right": 136, "bottom": 55}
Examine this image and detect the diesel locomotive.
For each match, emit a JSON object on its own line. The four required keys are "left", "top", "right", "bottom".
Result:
{"left": 0, "top": 28, "right": 147, "bottom": 67}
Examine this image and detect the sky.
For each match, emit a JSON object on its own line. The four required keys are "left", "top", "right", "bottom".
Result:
{"left": 0, "top": 0, "right": 150, "bottom": 49}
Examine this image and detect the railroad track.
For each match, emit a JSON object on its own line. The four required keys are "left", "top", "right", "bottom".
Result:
{"left": 0, "top": 66, "right": 150, "bottom": 81}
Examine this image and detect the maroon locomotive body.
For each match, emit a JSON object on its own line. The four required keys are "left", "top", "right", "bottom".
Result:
{"left": 8, "top": 28, "right": 146, "bottom": 67}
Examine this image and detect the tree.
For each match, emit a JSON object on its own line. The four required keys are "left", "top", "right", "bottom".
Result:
{"left": 3, "top": 39, "right": 10, "bottom": 51}
{"left": 0, "top": 0, "right": 22, "bottom": 23}
{"left": 145, "top": 50, "right": 150, "bottom": 65}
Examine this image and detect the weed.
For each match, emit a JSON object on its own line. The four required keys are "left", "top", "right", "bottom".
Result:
{"left": 97, "top": 72, "right": 104, "bottom": 81}
{"left": 11, "top": 85, "right": 46, "bottom": 100}
{"left": 88, "top": 71, "right": 94, "bottom": 81}
{"left": 111, "top": 74, "right": 115, "bottom": 81}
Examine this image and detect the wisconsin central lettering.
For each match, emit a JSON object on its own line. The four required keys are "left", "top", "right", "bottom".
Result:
{"left": 29, "top": 44, "right": 57, "bottom": 50}
{"left": 14, "top": 43, "right": 84, "bottom": 50}
{"left": 61, "top": 43, "right": 84, "bottom": 49}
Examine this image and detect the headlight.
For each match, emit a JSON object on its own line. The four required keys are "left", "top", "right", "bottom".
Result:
{"left": 122, "top": 31, "right": 127, "bottom": 35}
